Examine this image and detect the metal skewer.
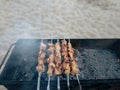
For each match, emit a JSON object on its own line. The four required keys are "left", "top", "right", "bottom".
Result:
{"left": 67, "top": 74, "right": 70, "bottom": 90}
{"left": 47, "top": 75, "right": 51, "bottom": 90}
{"left": 37, "top": 39, "right": 44, "bottom": 90}
{"left": 67, "top": 39, "right": 71, "bottom": 90}
{"left": 57, "top": 76, "right": 60, "bottom": 90}
{"left": 69, "top": 39, "right": 82, "bottom": 90}
{"left": 76, "top": 74, "right": 82, "bottom": 90}
{"left": 62, "top": 37, "right": 70, "bottom": 90}
{"left": 37, "top": 72, "right": 42, "bottom": 90}
{"left": 47, "top": 34, "right": 53, "bottom": 90}
{"left": 68, "top": 39, "right": 71, "bottom": 43}
{"left": 57, "top": 39, "right": 61, "bottom": 90}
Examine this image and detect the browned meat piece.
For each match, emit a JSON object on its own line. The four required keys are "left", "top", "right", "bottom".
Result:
{"left": 71, "top": 60, "right": 77, "bottom": 67}
{"left": 62, "top": 51, "right": 68, "bottom": 56}
{"left": 55, "top": 56, "right": 62, "bottom": 64}
{"left": 47, "top": 66, "right": 54, "bottom": 76}
{"left": 63, "top": 61, "right": 70, "bottom": 74}
{"left": 62, "top": 46, "right": 68, "bottom": 52}
{"left": 62, "top": 40, "right": 68, "bottom": 52}
{"left": 68, "top": 42, "right": 80, "bottom": 75}
{"left": 40, "top": 43, "right": 47, "bottom": 51}
{"left": 47, "top": 42, "right": 56, "bottom": 76}
{"left": 36, "top": 42, "right": 46, "bottom": 73}
{"left": 71, "top": 60, "right": 80, "bottom": 75}
{"left": 68, "top": 42, "right": 75, "bottom": 60}
{"left": 39, "top": 52, "right": 46, "bottom": 58}
{"left": 36, "top": 65, "right": 45, "bottom": 72}
{"left": 55, "top": 42, "right": 61, "bottom": 57}
{"left": 48, "top": 43, "right": 55, "bottom": 53}
{"left": 55, "top": 41, "right": 61, "bottom": 51}
{"left": 71, "top": 67, "right": 80, "bottom": 75}
{"left": 54, "top": 41, "right": 62, "bottom": 75}
{"left": 62, "top": 40, "right": 67, "bottom": 46}
{"left": 47, "top": 54, "right": 55, "bottom": 63}
{"left": 48, "top": 62, "right": 55, "bottom": 68}
{"left": 55, "top": 67, "right": 62, "bottom": 75}
{"left": 56, "top": 53, "right": 61, "bottom": 57}
{"left": 62, "top": 39, "right": 71, "bottom": 75}
{"left": 38, "top": 58, "right": 44, "bottom": 65}
{"left": 69, "top": 52, "right": 74, "bottom": 61}
{"left": 64, "top": 69, "right": 70, "bottom": 75}
{"left": 62, "top": 54, "right": 69, "bottom": 61}
{"left": 55, "top": 63, "right": 62, "bottom": 69}
{"left": 47, "top": 62, "right": 55, "bottom": 76}
{"left": 62, "top": 40, "right": 69, "bottom": 61}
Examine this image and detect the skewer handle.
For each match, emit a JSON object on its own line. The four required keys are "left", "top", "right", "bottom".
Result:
{"left": 47, "top": 76, "right": 51, "bottom": 90}
{"left": 57, "top": 76, "right": 60, "bottom": 90}
{"left": 37, "top": 72, "right": 41, "bottom": 90}
{"left": 76, "top": 74, "right": 82, "bottom": 90}
{"left": 67, "top": 74, "right": 70, "bottom": 90}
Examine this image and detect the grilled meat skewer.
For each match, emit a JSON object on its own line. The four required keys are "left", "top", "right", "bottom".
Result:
{"left": 47, "top": 42, "right": 55, "bottom": 90}
{"left": 36, "top": 40, "right": 47, "bottom": 90}
{"left": 55, "top": 40, "right": 62, "bottom": 90}
{"left": 68, "top": 41, "right": 80, "bottom": 75}
{"left": 62, "top": 39, "right": 70, "bottom": 90}
{"left": 68, "top": 40, "right": 82, "bottom": 90}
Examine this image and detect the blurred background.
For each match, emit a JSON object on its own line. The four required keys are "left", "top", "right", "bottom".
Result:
{"left": 0, "top": 0, "right": 120, "bottom": 89}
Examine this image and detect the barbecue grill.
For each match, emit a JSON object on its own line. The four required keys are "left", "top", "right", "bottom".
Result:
{"left": 0, "top": 39, "right": 120, "bottom": 90}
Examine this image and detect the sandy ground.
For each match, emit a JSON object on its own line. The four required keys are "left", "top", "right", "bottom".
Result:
{"left": 0, "top": 0, "right": 120, "bottom": 90}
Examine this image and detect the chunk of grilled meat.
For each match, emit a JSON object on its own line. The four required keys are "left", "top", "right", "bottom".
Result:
{"left": 47, "top": 54, "right": 55, "bottom": 63}
{"left": 39, "top": 52, "right": 46, "bottom": 59}
{"left": 62, "top": 40, "right": 71, "bottom": 75}
{"left": 36, "top": 64, "right": 45, "bottom": 72}
{"left": 71, "top": 60, "right": 80, "bottom": 75}
{"left": 63, "top": 61, "right": 70, "bottom": 74}
{"left": 47, "top": 62, "right": 55, "bottom": 76}
{"left": 55, "top": 56, "right": 62, "bottom": 64}
{"left": 47, "top": 43, "right": 56, "bottom": 76}
{"left": 48, "top": 43, "right": 55, "bottom": 53}
{"left": 55, "top": 67, "right": 62, "bottom": 75}
{"left": 54, "top": 41, "right": 62, "bottom": 75}
{"left": 40, "top": 43, "right": 47, "bottom": 51}
{"left": 47, "top": 66, "right": 54, "bottom": 76}
{"left": 68, "top": 42, "right": 75, "bottom": 61}
{"left": 36, "top": 42, "right": 46, "bottom": 72}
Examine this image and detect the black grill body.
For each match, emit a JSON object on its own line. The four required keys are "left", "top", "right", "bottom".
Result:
{"left": 0, "top": 39, "right": 120, "bottom": 90}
